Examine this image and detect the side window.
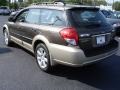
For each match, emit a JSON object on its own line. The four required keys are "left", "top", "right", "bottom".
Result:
{"left": 40, "top": 9, "right": 52, "bottom": 25}
{"left": 16, "top": 10, "right": 28, "bottom": 22}
{"left": 40, "top": 9, "right": 66, "bottom": 26}
{"left": 26, "top": 9, "right": 40, "bottom": 24}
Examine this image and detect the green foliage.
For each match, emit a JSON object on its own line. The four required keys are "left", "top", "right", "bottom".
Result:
{"left": 28, "top": 0, "right": 33, "bottom": 4}
{"left": 113, "top": 1, "right": 120, "bottom": 11}
{"left": 0, "top": 0, "right": 8, "bottom": 6}
{"left": 9, "top": 2, "right": 19, "bottom": 9}
{"left": 9, "top": 3, "right": 14, "bottom": 9}
{"left": 28, "top": 0, "right": 50, "bottom": 3}
{"left": 66, "top": 0, "right": 107, "bottom": 5}
{"left": 19, "top": 2, "right": 28, "bottom": 7}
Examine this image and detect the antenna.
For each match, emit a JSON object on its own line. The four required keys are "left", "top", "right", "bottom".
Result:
{"left": 92, "top": 0, "right": 96, "bottom": 6}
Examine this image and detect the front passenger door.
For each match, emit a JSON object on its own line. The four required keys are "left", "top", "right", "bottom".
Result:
{"left": 9, "top": 9, "right": 29, "bottom": 41}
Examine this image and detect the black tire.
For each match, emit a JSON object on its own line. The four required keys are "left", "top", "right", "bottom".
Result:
{"left": 35, "top": 43, "right": 52, "bottom": 72}
{"left": 3, "top": 29, "right": 11, "bottom": 46}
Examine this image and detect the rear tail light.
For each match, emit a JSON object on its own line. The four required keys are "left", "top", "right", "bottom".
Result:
{"left": 60, "top": 27, "right": 79, "bottom": 46}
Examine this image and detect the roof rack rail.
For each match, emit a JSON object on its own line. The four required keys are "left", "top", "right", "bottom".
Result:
{"left": 30, "top": 0, "right": 95, "bottom": 7}
{"left": 31, "top": 1, "right": 66, "bottom": 6}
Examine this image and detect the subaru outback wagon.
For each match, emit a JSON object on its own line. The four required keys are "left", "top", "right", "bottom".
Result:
{"left": 3, "top": 2, "right": 118, "bottom": 72}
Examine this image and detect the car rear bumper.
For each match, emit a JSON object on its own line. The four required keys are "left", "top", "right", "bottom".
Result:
{"left": 49, "top": 40, "right": 118, "bottom": 66}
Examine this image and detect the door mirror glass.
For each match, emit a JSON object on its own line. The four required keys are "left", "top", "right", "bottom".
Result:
{"left": 8, "top": 16, "right": 15, "bottom": 22}
{"left": 8, "top": 11, "right": 18, "bottom": 22}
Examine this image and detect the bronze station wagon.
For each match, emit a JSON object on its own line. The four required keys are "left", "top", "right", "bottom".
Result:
{"left": 3, "top": 2, "right": 118, "bottom": 72}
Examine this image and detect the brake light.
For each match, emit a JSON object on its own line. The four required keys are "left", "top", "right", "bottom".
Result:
{"left": 60, "top": 27, "right": 79, "bottom": 46}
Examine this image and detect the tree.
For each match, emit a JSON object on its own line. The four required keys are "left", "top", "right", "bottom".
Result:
{"left": 113, "top": 1, "right": 120, "bottom": 11}
{"left": 65, "top": 0, "right": 107, "bottom": 5}
{"left": 9, "top": 0, "right": 19, "bottom": 9}
{"left": 28, "top": 0, "right": 33, "bottom": 4}
{"left": 0, "top": 0, "right": 8, "bottom": 6}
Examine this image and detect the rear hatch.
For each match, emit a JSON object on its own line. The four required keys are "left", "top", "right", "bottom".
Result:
{"left": 67, "top": 7, "right": 117, "bottom": 57}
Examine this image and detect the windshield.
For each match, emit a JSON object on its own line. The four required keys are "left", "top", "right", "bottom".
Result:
{"left": 71, "top": 9, "right": 108, "bottom": 27}
{"left": 113, "top": 12, "right": 120, "bottom": 19}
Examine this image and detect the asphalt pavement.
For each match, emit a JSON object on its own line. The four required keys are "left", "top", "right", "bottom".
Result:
{"left": 0, "top": 16, "right": 120, "bottom": 90}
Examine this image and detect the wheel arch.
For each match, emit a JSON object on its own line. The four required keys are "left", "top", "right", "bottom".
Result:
{"left": 32, "top": 35, "right": 56, "bottom": 66}
{"left": 32, "top": 35, "right": 50, "bottom": 52}
{"left": 33, "top": 40, "right": 45, "bottom": 52}
{"left": 3, "top": 24, "right": 9, "bottom": 34}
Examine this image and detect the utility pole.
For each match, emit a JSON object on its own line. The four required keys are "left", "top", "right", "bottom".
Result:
{"left": 14, "top": 0, "right": 18, "bottom": 10}
{"left": 113, "top": 0, "right": 114, "bottom": 10}
{"left": 8, "top": 0, "right": 11, "bottom": 8}
{"left": 32, "top": 0, "right": 34, "bottom": 3}
{"left": 92, "top": 0, "right": 95, "bottom": 6}
{"left": 80, "top": 0, "right": 82, "bottom": 4}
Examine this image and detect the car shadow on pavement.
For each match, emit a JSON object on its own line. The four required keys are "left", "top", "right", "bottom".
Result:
{"left": 0, "top": 47, "right": 12, "bottom": 54}
{"left": 6, "top": 42, "right": 120, "bottom": 90}
{"left": 50, "top": 55, "right": 120, "bottom": 90}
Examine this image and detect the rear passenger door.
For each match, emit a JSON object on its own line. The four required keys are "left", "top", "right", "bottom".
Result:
{"left": 39, "top": 9, "right": 66, "bottom": 44}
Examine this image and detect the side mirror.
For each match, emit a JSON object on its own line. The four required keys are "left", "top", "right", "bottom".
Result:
{"left": 8, "top": 16, "right": 15, "bottom": 22}
{"left": 8, "top": 11, "right": 18, "bottom": 22}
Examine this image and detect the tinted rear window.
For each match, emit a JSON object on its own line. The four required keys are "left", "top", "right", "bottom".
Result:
{"left": 71, "top": 9, "right": 108, "bottom": 27}
{"left": 0, "top": 7, "right": 8, "bottom": 9}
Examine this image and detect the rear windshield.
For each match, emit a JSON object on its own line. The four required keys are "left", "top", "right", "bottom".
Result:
{"left": 71, "top": 9, "right": 108, "bottom": 27}
{"left": 0, "top": 7, "right": 8, "bottom": 9}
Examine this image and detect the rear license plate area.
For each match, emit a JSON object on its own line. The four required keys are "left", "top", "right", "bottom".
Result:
{"left": 92, "top": 34, "right": 108, "bottom": 47}
{"left": 96, "top": 35, "right": 105, "bottom": 45}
